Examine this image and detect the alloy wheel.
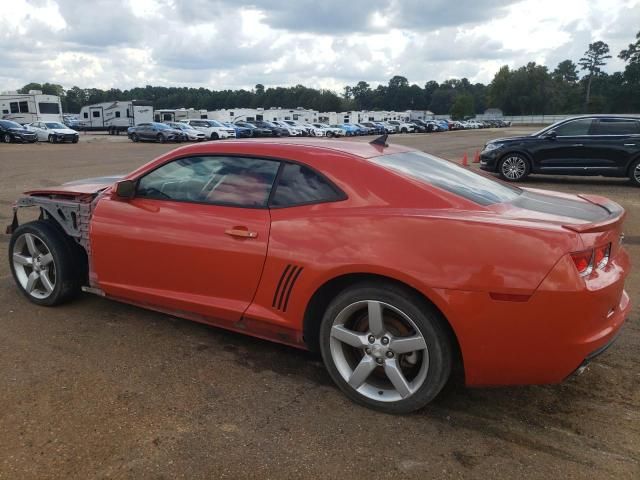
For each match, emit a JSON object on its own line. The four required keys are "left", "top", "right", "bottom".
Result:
{"left": 329, "top": 300, "right": 429, "bottom": 402}
{"left": 634, "top": 163, "right": 640, "bottom": 185}
{"left": 12, "top": 233, "right": 56, "bottom": 300}
{"left": 501, "top": 156, "right": 527, "bottom": 180}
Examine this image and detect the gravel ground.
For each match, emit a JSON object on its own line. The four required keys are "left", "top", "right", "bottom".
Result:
{"left": 0, "top": 129, "right": 638, "bottom": 479}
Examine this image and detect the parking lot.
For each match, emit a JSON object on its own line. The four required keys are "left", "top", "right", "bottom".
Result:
{"left": 0, "top": 128, "right": 638, "bottom": 479}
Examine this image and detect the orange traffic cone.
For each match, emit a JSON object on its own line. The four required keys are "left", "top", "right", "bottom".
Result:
{"left": 462, "top": 152, "right": 469, "bottom": 167}
{"left": 473, "top": 150, "right": 480, "bottom": 163}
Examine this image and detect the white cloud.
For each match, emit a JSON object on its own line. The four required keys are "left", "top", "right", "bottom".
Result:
{"left": 0, "top": 0, "right": 638, "bottom": 92}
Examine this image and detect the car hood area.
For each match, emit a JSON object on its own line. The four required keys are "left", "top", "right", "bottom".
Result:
{"left": 24, "top": 176, "right": 123, "bottom": 196}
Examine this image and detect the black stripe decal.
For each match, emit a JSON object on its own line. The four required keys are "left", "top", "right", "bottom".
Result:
{"left": 277, "top": 266, "right": 298, "bottom": 311}
{"left": 272, "top": 264, "right": 292, "bottom": 308}
{"left": 282, "top": 267, "right": 303, "bottom": 312}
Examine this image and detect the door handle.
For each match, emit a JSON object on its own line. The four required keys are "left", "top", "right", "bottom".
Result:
{"left": 624, "top": 143, "right": 636, "bottom": 146}
{"left": 571, "top": 143, "right": 583, "bottom": 147}
{"left": 225, "top": 227, "right": 258, "bottom": 239}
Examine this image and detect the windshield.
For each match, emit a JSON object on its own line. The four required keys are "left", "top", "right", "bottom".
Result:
{"left": 370, "top": 151, "right": 521, "bottom": 206}
{"left": 0, "top": 120, "right": 23, "bottom": 129}
{"left": 152, "top": 123, "right": 170, "bottom": 130}
{"left": 530, "top": 118, "right": 572, "bottom": 136}
{"left": 207, "top": 120, "right": 224, "bottom": 127}
{"left": 45, "top": 122, "right": 66, "bottom": 129}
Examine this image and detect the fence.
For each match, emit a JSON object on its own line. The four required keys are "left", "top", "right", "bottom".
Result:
{"left": 459, "top": 113, "right": 640, "bottom": 125}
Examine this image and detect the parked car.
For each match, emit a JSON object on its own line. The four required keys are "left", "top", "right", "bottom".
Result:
{"left": 127, "top": 122, "right": 185, "bottom": 143}
{"left": 413, "top": 119, "right": 436, "bottom": 132}
{"left": 313, "top": 123, "right": 344, "bottom": 137}
{"left": 26, "top": 121, "right": 79, "bottom": 143}
{"left": 222, "top": 121, "right": 253, "bottom": 138}
{"left": 0, "top": 119, "right": 37, "bottom": 143}
{"left": 7, "top": 138, "right": 630, "bottom": 414}
{"left": 360, "top": 122, "right": 386, "bottom": 135}
{"left": 380, "top": 122, "right": 399, "bottom": 134}
{"left": 165, "top": 122, "right": 206, "bottom": 142}
{"left": 272, "top": 121, "right": 305, "bottom": 136}
{"left": 248, "top": 120, "right": 290, "bottom": 137}
{"left": 62, "top": 115, "right": 81, "bottom": 130}
{"left": 386, "top": 121, "right": 415, "bottom": 133}
{"left": 235, "top": 121, "right": 272, "bottom": 137}
{"left": 480, "top": 115, "right": 640, "bottom": 185}
{"left": 180, "top": 119, "right": 236, "bottom": 140}
{"left": 337, "top": 124, "right": 360, "bottom": 136}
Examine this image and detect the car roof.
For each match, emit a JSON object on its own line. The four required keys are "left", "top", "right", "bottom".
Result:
{"left": 153, "top": 138, "right": 415, "bottom": 160}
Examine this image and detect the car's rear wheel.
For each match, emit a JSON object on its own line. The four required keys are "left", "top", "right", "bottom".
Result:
{"left": 9, "top": 220, "right": 84, "bottom": 306}
{"left": 210, "top": 132, "right": 219, "bottom": 140}
{"left": 48, "top": 135, "right": 57, "bottom": 144}
{"left": 3, "top": 133, "right": 12, "bottom": 143}
{"left": 319, "top": 282, "right": 452, "bottom": 413}
{"left": 629, "top": 158, "right": 640, "bottom": 187}
{"left": 131, "top": 133, "right": 138, "bottom": 142}
{"left": 157, "top": 134, "right": 165, "bottom": 143}
{"left": 499, "top": 154, "right": 530, "bottom": 182}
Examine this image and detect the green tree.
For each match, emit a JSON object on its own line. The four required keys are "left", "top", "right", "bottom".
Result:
{"left": 553, "top": 60, "right": 579, "bottom": 82}
{"left": 450, "top": 93, "right": 474, "bottom": 119}
{"left": 619, "top": 30, "right": 640, "bottom": 65}
{"left": 578, "top": 41, "right": 612, "bottom": 109}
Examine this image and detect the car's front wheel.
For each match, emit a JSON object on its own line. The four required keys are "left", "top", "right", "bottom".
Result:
{"left": 499, "top": 153, "right": 530, "bottom": 182}
{"left": 319, "top": 282, "right": 452, "bottom": 414}
{"left": 210, "top": 132, "right": 219, "bottom": 140}
{"left": 9, "top": 220, "right": 84, "bottom": 306}
{"left": 3, "top": 133, "right": 12, "bottom": 143}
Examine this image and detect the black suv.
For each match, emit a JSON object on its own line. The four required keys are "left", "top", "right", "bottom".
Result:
{"left": 480, "top": 116, "right": 640, "bottom": 186}
{"left": 0, "top": 119, "right": 37, "bottom": 143}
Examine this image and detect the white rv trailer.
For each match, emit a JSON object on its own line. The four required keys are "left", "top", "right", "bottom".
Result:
{"left": 154, "top": 108, "right": 208, "bottom": 123}
{"left": 209, "top": 107, "right": 319, "bottom": 123}
{"left": 78, "top": 100, "right": 153, "bottom": 134}
{"left": 0, "top": 91, "right": 63, "bottom": 124}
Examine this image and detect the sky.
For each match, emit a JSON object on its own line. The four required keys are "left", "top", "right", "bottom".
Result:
{"left": 0, "top": 0, "right": 638, "bottom": 93}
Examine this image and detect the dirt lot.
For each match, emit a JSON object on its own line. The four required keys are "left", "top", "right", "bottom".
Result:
{"left": 0, "top": 129, "right": 638, "bottom": 479}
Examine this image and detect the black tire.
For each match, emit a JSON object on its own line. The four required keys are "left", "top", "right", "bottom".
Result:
{"left": 48, "top": 135, "right": 57, "bottom": 144}
{"left": 131, "top": 133, "right": 138, "bottom": 143}
{"left": 157, "top": 134, "right": 165, "bottom": 143}
{"left": 8, "top": 220, "right": 85, "bottom": 306}
{"left": 629, "top": 158, "right": 640, "bottom": 187}
{"left": 3, "top": 133, "right": 12, "bottom": 143}
{"left": 401, "top": 127, "right": 408, "bottom": 134}
{"left": 319, "top": 281, "right": 452, "bottom": 414}
{"left": 210, "top": 132, "right": 219, "bottom": 140}
{"left": 498, "top": 153, "right": 530, "bottom": 182}
{"left": 326, "top": 131, "right": 334, "bottom": 138}
{"left": 72, "top": 137, "right": 79, "bottom": 144}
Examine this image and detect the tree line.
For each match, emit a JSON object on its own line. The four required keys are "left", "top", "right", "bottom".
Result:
{"left": 18, "top": 31, "right": 640, "bottom": 119}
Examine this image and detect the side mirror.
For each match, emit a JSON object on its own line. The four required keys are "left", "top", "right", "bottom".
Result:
{"left": 543, "top": 130, "right": 557, "bottom": 140}
{"left": 114, "top": 180, "right": 136, "bottom": 199}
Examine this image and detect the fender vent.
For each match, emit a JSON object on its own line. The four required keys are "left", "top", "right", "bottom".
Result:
{"left": 272, "top": 264, "right": 304, "bottom": 312}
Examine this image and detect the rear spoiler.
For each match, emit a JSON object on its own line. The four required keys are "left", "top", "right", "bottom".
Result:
{"left": 562, "top": 194, "right": 626, "bottom": 233}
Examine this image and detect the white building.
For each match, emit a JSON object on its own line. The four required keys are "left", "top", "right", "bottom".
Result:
{"left": 319, "top": 110, "right": 413, "bottom": 125}
{"left": 209, "top": 107, "right": 319, "bottom": 123}
{"left": 78, "top": 100, "right": 153, "bottom": 133}
{"left": 0, "top": 90, "right": 63, "bottom": 124}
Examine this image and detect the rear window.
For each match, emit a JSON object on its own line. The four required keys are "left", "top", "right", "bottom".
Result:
{"left": 370, "top": 151, "right": 521, "bottom": 206}
{"left": 592, "top": 119, "right": 640, "bottom": 135}
{"left": 271, "top": 163, "right": 344, "bottom": 207}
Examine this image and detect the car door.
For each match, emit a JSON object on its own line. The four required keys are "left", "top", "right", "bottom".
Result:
{"left": 90, "top": 155, "right": 280, "bottom": 323}
{"left": 533, "top": 118, "right": 593, "bottom": 172}
{"left": 589, "top": 118, "right": 640, "bottom": 174}
{"left": 30, "top": 122, "right": 43, "bottom": 141}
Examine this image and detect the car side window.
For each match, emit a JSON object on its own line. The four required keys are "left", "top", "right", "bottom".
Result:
{"left": 592, "top": 119, "right": 640, "bottom": 135}
{"left": 554, "top": 119, "right": 593, "bottom": 136}
{"left": 137, "top": 156, "right": 280, "bottom": 208}
{"left": 270, "top": 163, "right": 345, "bottom": 207}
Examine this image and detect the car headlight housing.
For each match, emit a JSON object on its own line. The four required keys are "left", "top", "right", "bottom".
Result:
{"left": 484, "top": 143, "right": 502, "bottom": 152}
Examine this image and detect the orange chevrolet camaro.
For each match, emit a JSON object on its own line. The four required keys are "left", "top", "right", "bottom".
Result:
{"left": 6, "top": 137, "right": 631, "bottom": 413}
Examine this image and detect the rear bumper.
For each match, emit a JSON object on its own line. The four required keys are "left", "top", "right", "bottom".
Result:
{"left": 434, "top": 248, "right": 631, "bottom": 387}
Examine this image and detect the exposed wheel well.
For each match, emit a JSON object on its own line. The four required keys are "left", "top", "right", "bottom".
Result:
{"left": 302, "top": 273, "right": 464, "bottom": 380}
{"left": 498, "top": 150, "right": 533, "bottom": 167}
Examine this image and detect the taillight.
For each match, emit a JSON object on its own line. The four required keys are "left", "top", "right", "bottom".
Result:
{"left": 594, "top": 243, "right": 611, "bottom": 269}
{"left": 570, "top": 243, "right": 611, "bottom": 277}
{"left": 571, "top": 250, "right": 594, "bottom": 277}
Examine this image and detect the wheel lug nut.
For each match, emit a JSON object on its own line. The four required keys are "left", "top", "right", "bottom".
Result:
{"left": 386, "top": 351, "right": 394, "bottom": 358}
{"left": 381, "top": 337, "right": 389, "bottom": 345}
{"left": 376, "top": 358, "right": 384, "bottom": 365}
{"left": 368, "top": 335, "right": 375, "bottom": 344}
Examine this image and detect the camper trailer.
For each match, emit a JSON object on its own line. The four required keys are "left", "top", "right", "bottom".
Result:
{"left": 154, "top": 108, "right": 207, "bottom": 123}
{"left": 0, "top": 91, "right": 63, "bottom": 124}
{"left": 78, "top": 100, "right": 153, "bottom": 134}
